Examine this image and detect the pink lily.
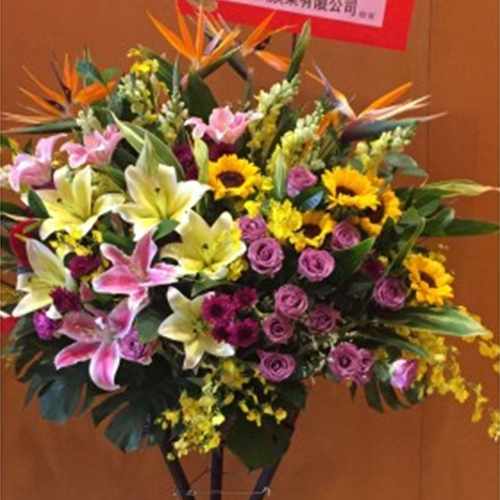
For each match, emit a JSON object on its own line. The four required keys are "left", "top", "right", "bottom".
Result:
{"left": 185, "top": 106, "right": 261, "bottom": 145}
{"left": 54, "top": 299, "right": 152, "bottom": 391}
{"left": 8, "top": 133, "right": 66, "bottom": 192}
{"left": 61, "top": 124, "right": 122, "bottom": 168}
{"left": 92, "top": 231, "right": 178, "bottom": 309}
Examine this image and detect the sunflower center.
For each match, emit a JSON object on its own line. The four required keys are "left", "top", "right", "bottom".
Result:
{"left": 218, "top": 171, "right": 245, "bottom": 188}
{"left": 420, "top": 272, "right": 436, "bottom": 287}
{"left": 336, "top": 186, "right": 356, "bottom": 197}
{"left": 303, "top": 224, "right": 321, "bottom": 238}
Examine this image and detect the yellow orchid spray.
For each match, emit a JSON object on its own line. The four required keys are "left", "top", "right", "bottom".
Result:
{"left": 36, "top": 166, "right": 125, "bottom": 241}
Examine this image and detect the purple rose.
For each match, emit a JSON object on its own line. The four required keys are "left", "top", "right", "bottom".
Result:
{"left": 33, "top": 310, "right": 61, "bottom": 341}
{"left": 239, "top": 216, "right": 268, "bottom": 242}
{"left": 373, "top": 277, "right": 407, "bottom": 311}
{"left": 390, "top": 359, "right": 418, "bottom": 391}
{"left": 361, "top": 256, "right": 386, "bottom": 281}
{"left": 356, "top": 348, "right": 375, "bottom": 385}
{"left": 229, "top": 318, "right": 260, "bottom": 348}
{"left": 328, "top": 343, "right": 360, "bottom": 381}
{"left": 331, "top": 221, "right": 361, "bottom": 251}
{"left": 248, "top": 237, "right": 284, "bottom": 276}
{"left": 274, "top": 284, "right": 309, "bottom": 320}
{"left": 306, "top": 305, "right": 341, "bottom": 335}
{"left": 286, "top": 166, "right": 317, "bottom": 197}
{"left": 50, "top": 288, "right": 81, "bottom": 314}
{"left": 298, "top": 249, "right": 335, "bottom": 283}
{"left": 119, "top": 328, "right": 154, "bottom": 364}
{"left": 263, "top": 314, "right": 294, "bottom": 344}
{"left": 258, "top": 351, "right": 296, "bottom": 383}
{"left": 68, "top": 254, "right": 100, "bottom": 279}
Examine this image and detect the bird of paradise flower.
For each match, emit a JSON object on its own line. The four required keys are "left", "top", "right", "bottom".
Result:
{"left": 3, "top": 54, "right": 115, "bottom": 126}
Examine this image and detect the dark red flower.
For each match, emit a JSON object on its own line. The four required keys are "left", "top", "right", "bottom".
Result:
{"left": 8, "top": 219, "right": 36, "bottom": 268}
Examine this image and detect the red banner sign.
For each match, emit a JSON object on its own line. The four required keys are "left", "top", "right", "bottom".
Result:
{"left": 180, "top": 0, "right": 415, "bottom": 50}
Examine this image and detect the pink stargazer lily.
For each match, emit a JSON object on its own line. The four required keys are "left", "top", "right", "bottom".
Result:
{"left": 61, "top": 124, "right": 122, "bottom": 168}
{"left": 185, "top": 106, "right": 261, "bottom": 145}
{"left": 8, "top": 133, "right": 66, "bottom": 192}
{"left": 54, "top": 299, "right": 151, "bottom": 391}
{"left": 92, "top": 231, "right": 178, "bottom": 309}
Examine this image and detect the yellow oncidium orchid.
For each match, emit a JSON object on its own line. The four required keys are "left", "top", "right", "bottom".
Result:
{"left": 118, "top": 163, "right": 210, "bottom": 241}
{"left": 12, "top": 239, "right": 76, "bottom": 317}
{"left": 37, "top": 166, "right": 125, "bottom": 241}
{"left": 161, "top": 210, "right": 245, "bottom": 280}
{"left": 159, "top": 287, "right": 235, "bottom": 370}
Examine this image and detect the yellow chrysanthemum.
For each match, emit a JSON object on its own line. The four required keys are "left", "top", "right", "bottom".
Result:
{"left": 267, "top": 199, "right": 302, "bottom": 242}
{"left": 290, "top": 211, "right": 335, "bottom": 251}
{"left": 208, "top": 154, "right": 261, "bottom": 200}
{"left": 405, "top": 253, "right": 454, "bottom": 306}
{"left": 322, "top": 166, "right": 379, "bottom": 211}
{"left": 355, "top": 189, "right": 402, "bottom": 236}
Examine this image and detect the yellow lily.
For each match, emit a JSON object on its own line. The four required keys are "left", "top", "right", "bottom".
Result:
{"left": 37, "top": 166, "right": 125, "bottom": 241}
{"left": 12, "top": 239, "right": 76, "bottom": 317}
{"left": 159, "top": 287, "right": 235, "bottom": 370}
{"left": 118, "top": 163, "right": 210, "bottom": 241}
{"left": 161, "top": 210, "right": 245, "bottom": 280}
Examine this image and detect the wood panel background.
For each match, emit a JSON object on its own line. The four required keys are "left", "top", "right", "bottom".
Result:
{"left": 1, "top": 1, "right": 498, "bottom": 499}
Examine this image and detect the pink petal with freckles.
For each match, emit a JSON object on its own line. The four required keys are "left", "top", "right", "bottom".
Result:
{"left": 55, "top": 341, "right": 100, "bottom": 370}
{"left": 109, "top": 299, "right": 137, "bottom": 337}
{"left": 131, "top": 232, "right": 157, "bottom": 275}
{"left": 129, "top": 289, "right": 150, "bottom": 312}
{"left": 92, "top": 266, "right": 141, "bottom": 295}
{"left": 59, "top": 312, "right": 100, "bottom": 342}
{"left": 89, "top": 341, "right": 121, "bottom": 391}
{"left": 100, "top": 243, "right": 131, "bottom": 266}
{"left": 61, "top": 142, "right": 89, "bottom": 168}
{"left": 35, "top": 133, "right": 66, "bottom": 163}
{"left": 147, "top": 263, "right": 178, "bottom": 286}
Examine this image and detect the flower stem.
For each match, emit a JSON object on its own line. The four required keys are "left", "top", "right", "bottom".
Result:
{"left": 159, "top": 439, "right": 195, "bottom": 500}
{"left": 248, "top": 462, "right": 281, "bottom": 500}
{"left": 210, "top": 445, "right": 224, "bottom": 500}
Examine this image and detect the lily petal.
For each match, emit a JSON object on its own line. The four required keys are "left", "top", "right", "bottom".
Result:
{"left": 109, "top": 298, "right": 137, "bottom": 337}
{"left": 55, "top": 341, "right": 100, "bottom": 370}
{"left": 89, "top": 341, "right": 121, "bottom": 391}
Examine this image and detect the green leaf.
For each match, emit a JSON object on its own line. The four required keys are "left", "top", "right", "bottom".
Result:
{"left": 191, "top": 278, "right": 229, "bottom": 297}
{"left": 287, "top": 21, "right": 311, "bottom": 81}
{"left": 273, "top": 153, "right": 287, "bottom": 201}
{"left": 331, "top": 237, "right": 375, "bottom": 284}
{"left": 136, "top": 309, "right": 164, "bottom": 343}
{"left": 101, "top": 67, "right": 120, "bottom": 83}
{"left": 104, "top": 404, "right": 149, "bottom": 452}
{"left": 27, "top": 190, "right": 49, "bottom": 218}
{"left": 363, "top": 379, "right": 384, "bottom": 413}
{"left": 4, "top": 119, "right": 77, "bottom": 135}
{"left": 425, "top": 179, "right": 499, "bottom": 198}
{"left": 112, "top": 114, "right": 183, "bottom": 178}
{"left": 225, "top": 414, "right": 293, "bottom": 470}
{"left": 358, "top": 332, "right": 428, "bottom": 359}
{"left": 76, "top": 58, "right": 105, "bottom": 85}
{"left": 139, "top": 47, "right": 176, "bottom": 91}
{"left": 100, "top": 166, "right": 126, "bottom": 190}
{"left": 381, "top": 306, "right": 488, "bottom": 337}
{"left": 385, "top": 153, "right": 427, "bottom": 177}
{"left": 342, "top": 119, "right": 417, "bottom": 142}
{"left": 294, "top": 186, "right": 324, "bottom": 211}
{"left": 379, "top": 382, "right": 408, "bottom": 410}
{"left": 422, "top": 207, "right": 455, "bottom": 236}
{"left": 154, "top": 219, "right": 179, "bottom": 240}
{"left": 387, "top": 214, "right": 425, "bottom": 272}
{"left": 0, "top": 200, "right": 27, "bottom": 216}
{"left": 435, "top": 218, "right": 499, "bottom": 236}
{"left": 184, "top": 72, "right": 218, "bottom": 121}
{"left": 0, "top": 134, "right": 19, "bottom": 153}
{"left": 92, "top": 393, "right": 129, "bottom": 426}
{"left": 102, "top": 230, "right": 134, "bottom": 253}
{"left": 276, "top": 381, "right": 307, "bottom": 410}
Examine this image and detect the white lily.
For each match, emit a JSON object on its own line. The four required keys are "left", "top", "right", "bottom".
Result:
{"left": 37, "top": 166, "right": 124, "bottom": 240}
{"left": 159, "top": 287, "right": 235, "bottom": 370}
{"left": 118, "top": 163, "right": 210, "bottom": 241}
{"left": 161, "top": 210, "right": 246, "bottom": 280}
{"left": 12, "top": 239, "right": 76, "bottom": 317}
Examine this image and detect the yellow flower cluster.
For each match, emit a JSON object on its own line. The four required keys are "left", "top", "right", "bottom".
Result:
{"left": 156, "top": 360, "right": 288, "bottom": 458}
{"left": 267, "top": 200, "right": 303, "bottom": 242}
{"left": 49, "top": 230, "right": 102, "bottom": 258}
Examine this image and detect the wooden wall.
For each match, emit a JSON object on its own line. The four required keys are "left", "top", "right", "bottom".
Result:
{"left": 1, "top": 1, "right": 498, "bottom": 499}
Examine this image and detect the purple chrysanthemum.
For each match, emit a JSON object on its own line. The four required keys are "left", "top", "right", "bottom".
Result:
{"left": 229, "top": 318, "right": 260, "bottom": 348}
{"left": 201, "top": 294, "right": 236, "bottom": 325}
{"left": 33, "top": 310, "right": 61, "bottom": 341}
{"left": 234, "top": 287, "right": 258, "bottom": 309}
{"left": 51, "top": 288, "right": 81, "bottom": 314}
{"left": 68, "top": 254, "right": 100, "bottom": 279}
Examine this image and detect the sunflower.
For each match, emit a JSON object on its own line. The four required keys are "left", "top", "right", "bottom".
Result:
{"left": 322, "top": 166, "right": 379, "bottom": 211}
{"left": 290, "top": 211, "right": 335, "bottom": 251}
{"left": 208, "top": 155, "right": 261, "bottom": 200}
{"left": 354, "top": 189, "right": 402, "bottom": 236}
{"left": 405, "top": 253, "right": 454, "bottom": 306}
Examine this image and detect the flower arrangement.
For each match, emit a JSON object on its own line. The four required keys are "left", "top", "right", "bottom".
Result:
{"left": 1, "top": 3, "right": 499, "bottom": 498}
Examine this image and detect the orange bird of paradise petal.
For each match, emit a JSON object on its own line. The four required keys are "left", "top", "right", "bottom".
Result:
{"left": 4, "top": 55, "right": 115, "bottom": 126}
